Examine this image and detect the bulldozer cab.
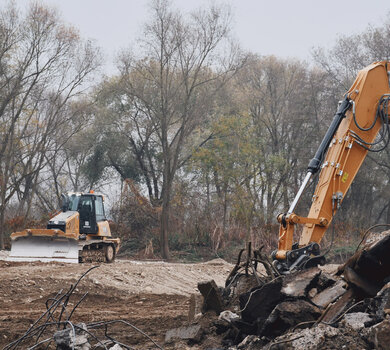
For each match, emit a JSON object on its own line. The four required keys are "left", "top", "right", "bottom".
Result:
{"left": 63, "top": 193, "right": 106, "bottom": 235}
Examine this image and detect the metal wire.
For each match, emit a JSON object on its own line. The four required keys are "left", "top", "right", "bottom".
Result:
{"left": 3, "top": 265, "right": 163, "bottom": 350}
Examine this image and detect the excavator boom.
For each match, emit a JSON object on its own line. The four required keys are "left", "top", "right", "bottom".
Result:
{"left": 274, "top": 61, "right": 390, "bottom": 271}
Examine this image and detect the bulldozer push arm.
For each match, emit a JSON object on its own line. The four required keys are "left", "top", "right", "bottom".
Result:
{"left": 273, "top": 61, "right": 390, "bottom": 272}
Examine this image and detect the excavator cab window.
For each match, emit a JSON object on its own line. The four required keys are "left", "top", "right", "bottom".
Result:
{"left": 78, "top": 195, "right": 98, "bottom": 234}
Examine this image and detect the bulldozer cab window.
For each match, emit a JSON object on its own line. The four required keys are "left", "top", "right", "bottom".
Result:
{"left": 95, "top": 196, "right": 105, "bottom": 222}
{"left": 68, "top": 194, "right": 80, "bottom": 211}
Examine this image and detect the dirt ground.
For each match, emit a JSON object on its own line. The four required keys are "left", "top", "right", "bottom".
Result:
{"left": 0, "top": 252, "right": 233, "bottom": 349}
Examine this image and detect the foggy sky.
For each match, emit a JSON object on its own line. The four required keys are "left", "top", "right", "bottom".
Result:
{"left": 10, "top": 0, "right": 390, "bottom": 74}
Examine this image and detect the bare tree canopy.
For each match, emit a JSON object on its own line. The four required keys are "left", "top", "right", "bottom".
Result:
{"left": 0, "top": 2, "right": 101, "bottom": 248}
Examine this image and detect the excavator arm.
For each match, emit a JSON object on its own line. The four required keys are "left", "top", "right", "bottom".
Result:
{"left": 273, "top": 61, "right": 390, "bottom": 271}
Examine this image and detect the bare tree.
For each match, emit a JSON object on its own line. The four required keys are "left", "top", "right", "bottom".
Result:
{"left": 113, "top": 0, "right": 245, "bottom": 259}
{"left": 0, "top": 2, "right": 100, "bottom": 249}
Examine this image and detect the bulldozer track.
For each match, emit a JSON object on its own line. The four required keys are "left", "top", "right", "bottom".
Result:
{"left": 79, "top": 246, "right": 106, "bottom": 263}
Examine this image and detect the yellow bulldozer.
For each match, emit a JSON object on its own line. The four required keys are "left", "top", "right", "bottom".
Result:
{"left": 8, "top": 191, "right": 120, "bottom": 263}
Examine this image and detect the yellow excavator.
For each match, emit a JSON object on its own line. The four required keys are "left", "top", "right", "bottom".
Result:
{"left": 8, "top": 191, "right": 120, "bottom": 263}
{"left": 271, "top": 61, "right": 390, "bottom": 272}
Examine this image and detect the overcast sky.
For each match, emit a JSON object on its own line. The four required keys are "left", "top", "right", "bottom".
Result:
{"left": 11, "top": 0, "right": 390, "bottom": 74}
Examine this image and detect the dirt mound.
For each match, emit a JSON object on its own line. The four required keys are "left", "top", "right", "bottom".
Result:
{"left": 0, "top": 257, "right": 233, "bottom": 349}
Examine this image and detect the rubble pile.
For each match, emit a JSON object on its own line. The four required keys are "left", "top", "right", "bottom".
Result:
{"left": 166, "top": 232, "right": 390, "bottom": 349}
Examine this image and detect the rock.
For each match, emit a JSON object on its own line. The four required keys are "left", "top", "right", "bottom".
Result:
{"left": 53, "top": 323, "right": 90, "bottom": 350}
{"left": 317, "top": 271, "right": 337, "bottom": 291}
{"left": 218, "top": 310, "right": 239, "bottom": 323}
{"left": 312, "top": 279, "right": 347, "bottom": 308}
{"left": 260, "top": 300, "right": 321, "bottom": 337}
{"left": 145, "top": 286, "right": 153, "bottom": 293}
{"left": 281, "top": 267, "right": 321, "bottom": 298}
{"left": 165, "top": 324, "right": 203, "bottom": 344}
{"left": 341, "top": 312, "right": 372, "bottom": 330}
{"left": 239, "top": 277, "right": 283, "bottom": 324}
{"left": 109, "top": 345, "right": 123, "bottom": 350}
{"left": 375, "top": 282, "right": 390, "bottom": 316}
{"left": 213, "top": 318, "right": 231, "bottom": 335}
{"left": 308, "top": 288, "right": 317, "bottom": 299}
{"left": 188, "top": 294, "right": 203, "bottom": 322}
{"left": 198, "top": 280, "right": 224, "bottom": 314}
{"left": 283, "top": 324, "right": 340, "bottom": 349}
{"left": 237, "top": 335, "right": 262, "bottom": 349}
{"left": 367, "top": 319, "right": 390, "bottom": 350}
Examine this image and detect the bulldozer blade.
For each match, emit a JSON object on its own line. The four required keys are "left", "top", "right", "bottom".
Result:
{"left": 7, "top": 236, "right": 79, "bottom": 263}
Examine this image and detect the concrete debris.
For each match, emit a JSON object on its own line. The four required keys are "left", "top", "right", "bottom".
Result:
{"left": 53, "top": 323, "right": 90, "bottom": 350}
{"left": 276, "top": 324, "right": 340, "bottom": 350}
{"left": 344, "top": 266, "right": 379, "bottom": 296}
{"left": 165, "top": 324, "right": 203, "bottom": 344}
{"left": 281, "top": 267, "right": 321, "bottom": 298}
{"left": 307, "top": 288, "right": 317, "bottom": 298}
{"left": 260, "top": 300, "right": 321, "bottom": 337}
{"left": 321, "top": 289, "right": 354, "bottom": 324}
{"left": 165, "top": 231, "right": 390, "bottom": 349}
{"left": 237, "top": 335, "right": 262, "bottom": 349}
{"left": 219, "top": 310, "right": 239, "bottom": 323}
{"left": 188, "top": 293, "right": 203, "bottom": 322}
{"left": 108, "top": 345, "right": 123, "bottom": 350}
{"left": 198, "top": 280, "right": 224, "bottom": 314}
{"left": 341, "top": 312, "right": 372, "bottom": 330}
{"left": 312, "top": 279, "right": 347, "bottom": 308}
{"left": 239, "top": 278, "right": 283, "bottom": 324}
{"left": 367, "top": 319, "right": 390, "bottom": 350}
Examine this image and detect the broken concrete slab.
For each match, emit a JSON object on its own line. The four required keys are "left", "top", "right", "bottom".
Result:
{"left": 341, "top": 312, "right": 372, "bottom": 330}
{"left": 239, "top": 277, "right": 283, "bottom": 324}
{"left": 198, "top": 280, "right": 224, "bottom": 314}
{"left": 321, "top": 289, "right": 354, "bottom": 324}
{"left": 281, "top": 267, "right": 321, "bottom": 298}
{"left": 188, "top": 293, "right": 203, "bottom": 322}
{"left": 339, "top": 233, "right": 390, "bottom": 287}
{"left": 344, "top": 266, "right": 380, "bottom": 297}
{"left": 271, "top": 324, "right": 340, "bottom": 350}
{"left": 275, "top": 323, "right": 369, "bottom": 350}
{"left": 165, "top": 324, "right": 203, "bottom": 344}
{"left": 260, "top": 299, "right": 321, "bottom": 337}
{"left": 312, "top": 279, "right": 347, "bottom": 308}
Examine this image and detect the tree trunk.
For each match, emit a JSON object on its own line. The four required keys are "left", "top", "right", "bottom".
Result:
{"left": 0, "top": 208, "right": 4, "bottom": 250}
{"left": 160, "top": 189, "right": 170, "bottom": 260}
